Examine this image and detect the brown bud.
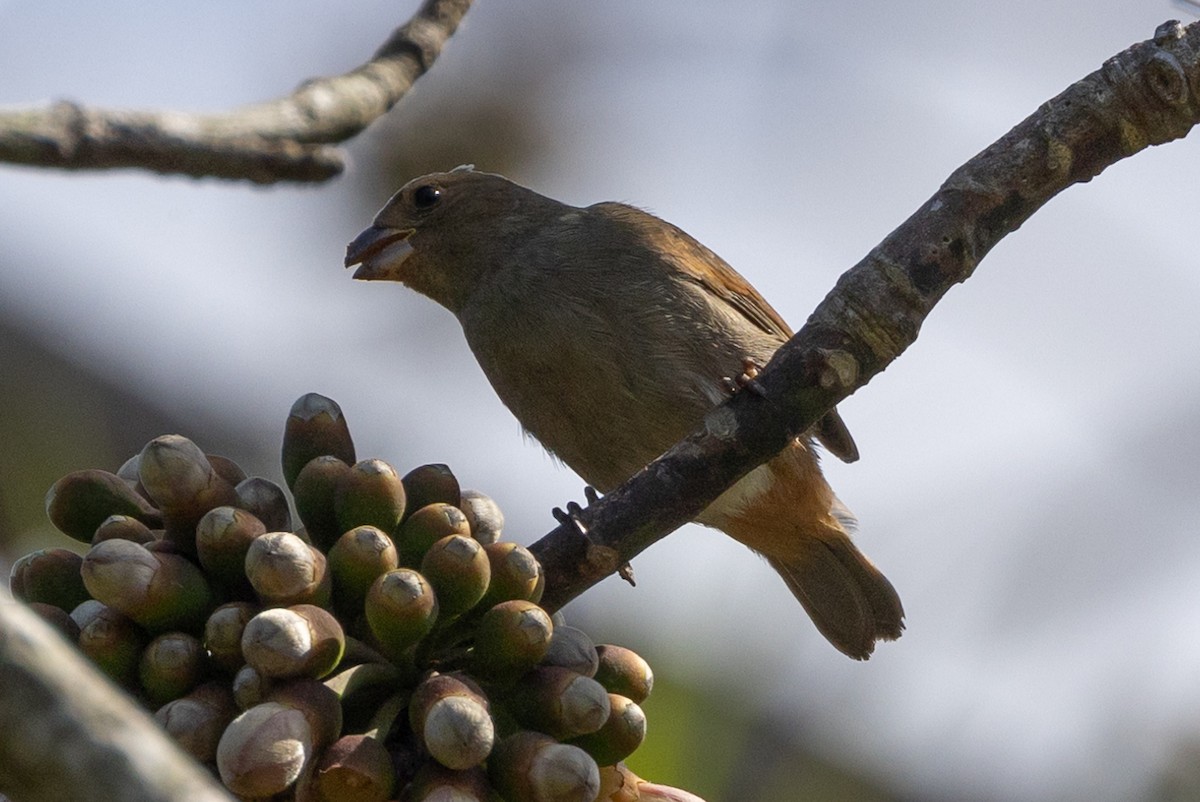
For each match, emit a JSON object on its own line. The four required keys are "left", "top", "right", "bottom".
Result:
{"left": 542, "top": 625, "right": 600, "bottom": 678}
{"left": 266, "top": 678, "right": 344, "bottom": 751}
{"left": 410, "top": 674, "right": 494, "bottom": 770}
{"left": 216, "top": 701, "right": 313, "bottom": 798}
{"left": 9, "top": 548, "right": 89, "bottom": 611}
{"left": 28, "top": 601, "right": 81, "bottom": 642}
{"left": 313, "top": 734, "right": 397, "bottom": 802}
{"left": 235, "top": 476, "right": 292, "bottom": 533}
{"left": 406, "top": 762, "right": 492, "bottom": 802}
{"left": 77, "top": 603, "right": 146, "bottom": 686}
{"left": 401, "top": 464, "right": 461, "bottom": 519}
{"left": 489, "top": 731, "right": 600, "bottom": 802}
{"left": 232, "top": 663, "right": 271, "bottom": 710}
{"left": 568, "top": 694, "right": 646, "bottom": 766}
{"left": 92, "top": 514, "right": 157, "bottom": 545}
{"left": 45, "top": 469, "right": 161, "bottom": 542}
{"left": 206, "top": 454, "right": 248, "bottom": 486}
{"left": 281, "top": 393, "right": 356, "bottom": 490}
{"left": 196, "top": 506, "right": 265, "bottom": 589}
{"left": 508, "top": 666, "right": 611, "bottom": 740}
{"left": 155, "top": 681, "right": 237, "bottom": 763}
{"left": 593, "top": 645, "right": 653, "bottom": 704}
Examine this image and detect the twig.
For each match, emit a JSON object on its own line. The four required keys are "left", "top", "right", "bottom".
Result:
{"left": 0, "top": 0, "right": 473, "bottom": 184}
{"left": 530, "top": 19, "right": 1200, "bottom": 612}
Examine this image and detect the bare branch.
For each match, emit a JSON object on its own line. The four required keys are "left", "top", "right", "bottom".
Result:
{"left": 0, "top": 0, "right": 473, "bottom": 184}
{"left": 530, "top": 19, "right": 1200, "bottom": 612}
{"left": 0, "top": 593, "right": 234, "bottom": 801}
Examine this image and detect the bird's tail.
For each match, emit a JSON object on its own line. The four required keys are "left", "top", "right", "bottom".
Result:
{"left": 766, "top": 535, "right": 904, "bottom": 660}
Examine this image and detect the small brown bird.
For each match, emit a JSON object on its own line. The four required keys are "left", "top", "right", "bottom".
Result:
{"left": 345, "top": 167, "right": 903, "bottom": 659}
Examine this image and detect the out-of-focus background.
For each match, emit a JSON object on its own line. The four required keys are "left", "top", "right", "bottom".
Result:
{"left": 3, "top": 2, "right": 1200, "bottom": 800}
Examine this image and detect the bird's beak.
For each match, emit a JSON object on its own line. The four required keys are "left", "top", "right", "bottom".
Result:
{"left": 344, "top": 225, "right": 416, "bottom": 281}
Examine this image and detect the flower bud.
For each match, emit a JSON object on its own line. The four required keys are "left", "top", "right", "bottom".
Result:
{"left": 508, "top": 666, "right": 611, "bottom": 740}
{"left": 245, "top": 531, "right": 330, "bottom": 607}
{"left": 28, "top": 601, "right": 81, "bottom": 641}
{"left": 472, "top": 599, "right": 553, "bottom": 683}
{"left": 137, "top": 435, "right": 239, "bottom": 543}
{"left": 459, "top": 489, "right": 504, "bottom": 544}
{"left": 489, "top": 731, "right": 600, "bottom": 802}
{"left": 568, "top": 694, "right": 646, "bottom": 766}
{"left": 155, "top": 682, "right": 237, "bottom": 763}
{"left": 406, "top": 762, "right": 491, "bottom": 802}
{"left": 401, "top": 463, "right": 461, "bottom": 519}
{"left": 313, "top": 734, "right": 396, "bottom": 802}
{"left": 293, "top": 455, "right": 352, "bottom": 549}
{"left": 593, "top": 645, "right": 653, "bottom": 704}
{"left": 81, "top": 538, "right": 212, "bottom": 632}
{"left": 9, "top": 548, "right": 89, "bottom": 611}
{"left": 281, "top": 393, "right": 356, "bottom": 490}
{"left": 365, "top": 568, "right": 438, "bottom": 659}
{"left": 397, "top": 504, "right": 471, "bottom": 566}
{"left": 242, "top": 604, "right": 345, "bottom": 680}
{"left": 335, "top": 458, "right": 407, "bottom": 537}
{"left": 139, "top": 631, "right": 207, "bottom": 704}
{"left": 235, "top": 476, "right": 292, "bottom": 533}
{"left": 420, "top": 534, "right": 490, "bottom": 618}
{"left": 216, "top": 702, "right": 313, "bottom": 798}
{"left": 478, "top": 542, "right": 543, "bottom": 610}
{"left": 92, "top": 514, "right": 157, "bottom": 545}
{"left": 266, "top": 678, "right": 343, "bottom": 750}
{"left": 204, "top": 601, "right": 258, "bottom": 673}
{"left": 196, "top": 506, "right": 264, "bottom": 589}
{"left": 328, "top": 525, "right": 399, "bottom": 616}
{"left": 542, "top": 625, "right": 600, "bottom": 677}
{"left": 77, "top": 602, "right": 146, "bottom": 686}
{"left": 410, "top": 673, "right": 494, "bottom": 770}
{"left": 45, "top": 469, "right": 160, "bottom": 542}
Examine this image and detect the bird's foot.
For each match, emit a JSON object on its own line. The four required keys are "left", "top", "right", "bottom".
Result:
{"left": 721, "top": 358, "right": 767, "bottom": 397}
{"left": 552, "top": 489, "right": 634, "bottom": 586}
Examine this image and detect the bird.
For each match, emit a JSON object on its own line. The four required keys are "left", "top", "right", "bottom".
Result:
{"left": 345, "top": 166, "right": 903, "bottom": 659}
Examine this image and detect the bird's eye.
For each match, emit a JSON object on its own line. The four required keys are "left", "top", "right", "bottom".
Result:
{"left": 412, "top": 184, "right": 442, "bottom": 209}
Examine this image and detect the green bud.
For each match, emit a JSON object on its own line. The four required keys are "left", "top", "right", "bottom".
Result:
{"left": 568, "top": 694, "right": 646, "bottom": 766}
{"left": 420, "top": 534, "right": 491, "bottom": 618}
{"left": 314, "top": 734, "right": 397, "bottom": 802}
{"left": 292, "top": 455, "right": 351, "bottom": 550}
{"left": 365, "top": 569, "right": 438, "bottom": 660}
{"left": 45, "top": 469, "right": 161, "bottom": 542}
{"left": 335, "top": 458, "right": 407, "bottom": 537}
{"left": 328, "top": 525, "right": 399, "bottom": 617}
{"left": 489, "top": 731, "right": 600, "bottom": 802}
{"left": 216, "top": 701, "right": 313, "bottom": 798}
{"left": 81, "top": 539, "right": 212, "bottom": 632}
{"left": 77, "top": 603, "right": 146, "bottom": 687}
{"left": 281, "top": 393, "right": 356, "bottom": 490}
{"left": 472, "top": 600, "right": 553, "bottom": 683}
{"left": 234, "top": 477, "right": 292, "bottom": 533}
{"left": 593, "top": 645, "right": 653, "bottom": 704}
{"left": 139, "top": 631, "right": 207, "bottom": 705}
{"left": 245, "top": 531, "right": 331, "bottom": 608}
{"left": 507, "top": 666, "right": 611, "bottom": 740}
{"left": 155, "top": 681, "right": 237, "bottom": 764}
{"left": 9, "top": 548, "right": 89, "bottom": 611}
{"left": 397, "top": 503, "right": 471, "bottom": 566}
{"left": 460, "top": 489, "right": 504, "bottom": 544}
{"left": 203, "top": 601, "right": 259, "bottom": 674}
{"left": 478, "top": 542, "right": 543, "bottom": 610}
{"left": 241, "top": 604, "right": 345, "bottom": 680}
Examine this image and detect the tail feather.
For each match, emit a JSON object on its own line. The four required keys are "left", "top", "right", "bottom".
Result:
{"left": 767, "top": 538, "right": 904, "bottom": 660}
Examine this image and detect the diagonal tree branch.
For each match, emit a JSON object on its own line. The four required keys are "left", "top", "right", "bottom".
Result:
{"left": 530, "top": 19, "right": 1200, "bottom": 612}
{"left": 0, "top": 0, "right": 473, "bottom": 184}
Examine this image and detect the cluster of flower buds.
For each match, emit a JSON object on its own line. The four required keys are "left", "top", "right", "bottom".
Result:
{"left": 10, "top": 393, "right": 700, "bottom": 802}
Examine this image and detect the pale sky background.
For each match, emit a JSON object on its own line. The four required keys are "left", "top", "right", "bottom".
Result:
{"left": 2, "top": 2, "right": 1200, "bottom": 800}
